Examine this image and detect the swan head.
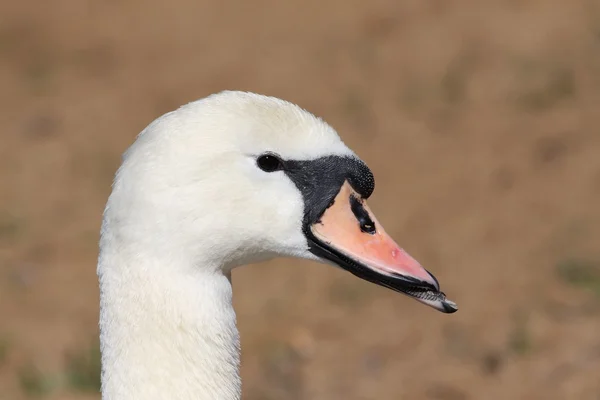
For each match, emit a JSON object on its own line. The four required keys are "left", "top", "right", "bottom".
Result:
{"left": 105, "top": 91, "right": 456, "bottom": 313}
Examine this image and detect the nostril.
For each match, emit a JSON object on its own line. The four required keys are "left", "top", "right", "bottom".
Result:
{"left": 349, "top": 194, "right": 376, "bottom": 234}
{"left": 359, "top": 218, "right": 376, "bottom": 234}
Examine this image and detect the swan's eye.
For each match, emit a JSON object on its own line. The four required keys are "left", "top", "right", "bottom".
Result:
{"left": 257, "top": 154, "right": 283, "bottom": 172}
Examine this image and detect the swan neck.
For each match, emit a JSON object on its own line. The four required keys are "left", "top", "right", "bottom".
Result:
{"left": 98, "top": 254, "right": 241, "bottom": 400}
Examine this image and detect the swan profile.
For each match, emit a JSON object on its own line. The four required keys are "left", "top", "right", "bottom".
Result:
{"left": 97, "top": 91, "right": 457, "bottom": 400}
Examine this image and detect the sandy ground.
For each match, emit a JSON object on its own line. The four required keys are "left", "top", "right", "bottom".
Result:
{"left": 1, "top": 1, "right": 600, "bottom": 399}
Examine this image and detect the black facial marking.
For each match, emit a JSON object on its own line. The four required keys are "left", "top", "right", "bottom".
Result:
{"left": 282, "top": 155, "right": 375, "bottom": 227}
{"left": 349, "top": 195, "right": 376, "bottom": 234}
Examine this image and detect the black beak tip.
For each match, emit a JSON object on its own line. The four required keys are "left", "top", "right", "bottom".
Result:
{"left": 440, "top": 299, "right": 458, "bottom": 314}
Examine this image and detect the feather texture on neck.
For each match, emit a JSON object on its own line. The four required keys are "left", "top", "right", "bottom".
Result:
{"left": 98, "top": 245, "right": 241, "bottom": 400}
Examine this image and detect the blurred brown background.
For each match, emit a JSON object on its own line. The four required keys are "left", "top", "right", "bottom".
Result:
{"left": 1, "top": 0, "right": 600, "bottom": 399}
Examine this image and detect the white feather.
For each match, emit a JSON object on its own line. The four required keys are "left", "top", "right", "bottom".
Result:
{"left": 98, "top": 91, "right": 355, "bottom": 400}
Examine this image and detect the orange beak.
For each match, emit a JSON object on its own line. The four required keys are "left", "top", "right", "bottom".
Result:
{"left": 307, "top": 182, "right": 457, "bottom": 313}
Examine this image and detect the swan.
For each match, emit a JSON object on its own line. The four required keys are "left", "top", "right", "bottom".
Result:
{"left": 97, "top": 90, "right": 457, "bottom": 400}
